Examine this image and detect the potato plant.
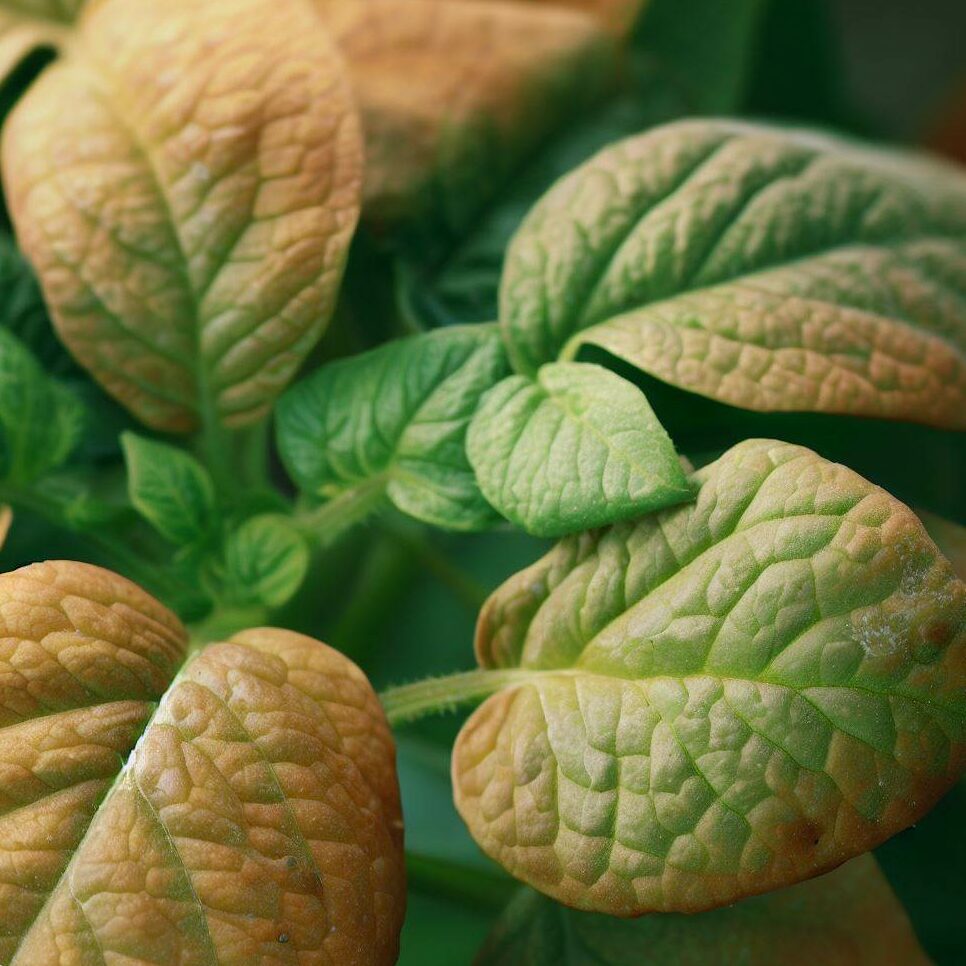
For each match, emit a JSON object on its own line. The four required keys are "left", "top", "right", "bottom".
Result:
{"left": 0, "top": 0, "right": 962, "bottom": 963}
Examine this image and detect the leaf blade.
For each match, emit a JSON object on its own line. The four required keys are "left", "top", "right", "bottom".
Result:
{"left": 500, "top": 119, "right": 966, "bottom": 428}
{"left": 9, "top": 625, "right": 405, "bottom": 965}
{"left": 121, "top": 431, "right": 216, "bottom": 544}
{"left": 277, "top": 325, "right": 510, "bottom": 531}
{"left": 467, "top": 361, "right": 693, "bottom": 536}
{"left": 455, "top": 439, "right": 966, "bottom": 915}
{"left": 2, "top": 0, "right": 363, "bottom": 431}
{"left": 0, "top": 560, "right": 187, "bottom": 962}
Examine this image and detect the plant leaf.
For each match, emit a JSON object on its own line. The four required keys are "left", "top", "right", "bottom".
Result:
{"left": 121, "top": 431, "right": 216, "bottom": 544}
{"left": 455, "top": 439, "right": 966, "bottom": 915}
{"left": 500, "top": 119, "right": 966, "bottom": 428}
{"left": 315, "top": 0, "right": 612, "bottom": 244}
{"left": 0, "top": 560, "right": 187, "bottom": 962}
{"left": 0, "top": 327, "right": 82, "bottom": 484}
{"left": 224, "top": 513, "right": 310, "bottom": 608}
{"left": 0, "top": 563, "right": 406, "bottom": 964}
{"left": 467, "top": 361, "right": 692, "bottom": 536}
{"left": 478, "top": 856, "right": 929, "bottom": 965}
{"left": 2, "top": 0, "right": 363, "bottom": 432}
{"left": 277, "top": 325, "right": 510, "bottom": 531}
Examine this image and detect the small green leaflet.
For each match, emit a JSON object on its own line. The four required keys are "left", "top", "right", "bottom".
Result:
{"left": 478, "top": 857, "right": 929, "bottom": 965}
{"left": 500, "top": 119, "right": 966, "bottom": 428}
{"left": 0, "top": 328, "right": 82, "bottom": 484}
{"left": 276, "top": 325, "right": 510, "bottom": 531}
{"left": 121, "top": 431, "right": 216, "bottom": 544}
{"left": 455, "top": 439, "right": 966, "bottom": 915}
{"left": 467, "top": 362, "right": 692, "bottom": 537}
{"left": 223, "top": 513, "right": 309, "bottom": 609}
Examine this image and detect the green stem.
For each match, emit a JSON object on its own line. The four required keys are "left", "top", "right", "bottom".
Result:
{"left": 295, "top": 477, "right": 388, "bottom": 546}
{"left": 380, "top": 668, "right": 533, "bottom": 726}
{"left": 196, "top": 418, "right": 269, "bottom": 496}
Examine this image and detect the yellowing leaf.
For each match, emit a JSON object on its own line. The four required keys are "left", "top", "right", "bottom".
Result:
{"left": 0, "top": 560, "right": 187, "bottom": 961}
{"left": 315, "top": 0, "right": 612, "bottom": 236}
{"left": 455, "top": 439, "right": 966, "bottom": 915}
{"left": 501, "top": 119, "right": 966, "bottom": 428}
{"left": 3, "top": 0, "right": 363, "bottom": 432}
{"left": 1, "top": 563, "right": 406, "bottom": 964}
{"left": 479, "top": 856, "right": 930, "bottom": 965}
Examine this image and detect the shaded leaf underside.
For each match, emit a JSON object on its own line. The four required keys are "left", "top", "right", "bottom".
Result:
{"left": 456, "top": 439, "right": 966, "bottom": 915}
{"left": 478, "top": 855, "right": 930, "bottom": 965}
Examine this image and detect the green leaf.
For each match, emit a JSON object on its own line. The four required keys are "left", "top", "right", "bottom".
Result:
{"left": 454, "top": 439, "right": 966, "bottom": 915}
{"left": 0, "top": 327, "right": 82, "bottom": 484}
{"left": 121, "top": 431, "right": 216, "bottom": 544}
{"left": 500, "top": 119, "right": 966, "bottom": 428}
{"left": 467, "top": 361, "right": 692, "bottom": 536}
{"left": 632, "top": 0, "right": 769, "bottom": 114}
{"left": 224, "top": 513, "right": 310, "bottom": 608}
{"left": 478, "top": 856, "right": 929, "bottom": 965}
{"left": 277, "top": 325, "right": 510, "bottom": 531}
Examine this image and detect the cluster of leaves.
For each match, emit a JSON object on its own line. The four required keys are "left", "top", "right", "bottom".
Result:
{"left": 0, "top": 0, "right": 963, "bottom": 963}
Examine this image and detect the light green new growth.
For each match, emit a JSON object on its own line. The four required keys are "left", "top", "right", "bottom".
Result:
{"left": 467, "top": 361, "right": 693, "bottom": 536}
{"left": 479, "top": 856, "right": 929, "bottom": 965}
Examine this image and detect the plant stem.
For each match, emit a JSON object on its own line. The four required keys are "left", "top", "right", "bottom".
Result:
{"left": 196, "top": 417, "right": 270, "bottom": 496}
{"left": 295, "top": 477, "right": 387, "bottom": 546}
{"left": 380, "top": 668, "right": 534, "bottom": 726}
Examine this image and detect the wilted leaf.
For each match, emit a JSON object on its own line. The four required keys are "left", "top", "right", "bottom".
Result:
{"left": 3, "top": 0, "right": 363, "bottom": 432}
{"left": 1, "top": 561, "right": 406, "bottom": 964}
{"left": 224, "top": 513, "right": 310, "bottom": 608}
{"left": 121, "top": 431, "right": 217, "bottom": 545}
{"left": 454, "top": 439, "right": 966, "bottom": 915}
{"left": 467, "top": 361, "right": 692, "bottom": 536}
{"left": 0, "top": 327, "right": 82, "bottom": 483}
{"left": 315, "top": 0, "right": 612, "bottom": 242}
{"left": 478, "top": 856, "right": 929, "bottom": 965}
{"left": 278, "top": 326, "right": 510, "bottom": 530}
{"left": 500, "top": 119, "right": 966, "bottom": 428}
